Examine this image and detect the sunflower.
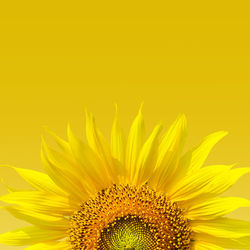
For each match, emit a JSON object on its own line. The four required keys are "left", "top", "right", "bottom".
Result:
{"left": 0, "top": 107, "right": 250, "bottom": 250}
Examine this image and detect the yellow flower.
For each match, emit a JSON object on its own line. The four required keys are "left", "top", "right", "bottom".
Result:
{"left": 1, "top": 107, "right": 250, "bottom": 249}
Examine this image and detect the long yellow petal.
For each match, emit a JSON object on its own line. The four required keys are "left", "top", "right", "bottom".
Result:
{"left": 41, "top": 139, "right": 88, "bottom": 202}
{"left": 125, "top": 106, "right": 145, "bottom": 182}
{"left": 195, "top": 233, "right": 250, "bottom": 249}
{"left": 194, "top": 241, "right": 225, "bottom": 250}
{"left": 181, "top": 167, "right": 250, "bottom": 208}
{"left": 133, "top": 123, "right": 162, "bottom": 185}
{"left": 0, "top": 165, "right": 66, "bottom": 197}
{"left": 172, "top": 131, "right": 227, "bottom": 190}
{"left": 1, "top": 206, "right": 69, "bottom": 230}
{"left": 148, "top": 114, "right": 187, "bottom": 191}
{"left": 0, "top": 226, "right": 66, "bottom": 246}
{"left": 166, "top": 131, "right": 228, "bottom": 196}
{"left": 43, "top": 129, "right": 96, "bottom": 197}
{"left": 0, "top": 177, "right": 20, "bottom": 192}
{"left": 184, "top": 131, "right": 228, "bottom": 174}
{"left": 169, "top": 165, "right": 233, "bottom": 202}
{"left": 42, "top": 138, "right": 87, "bottom": 191}
{"left": 67, "top": 125, "right": 112, "bottom": 190}
{"left": 187, "top": 197, "right": 250, "bottom": 220}
{"left": 24, "top": 241, "right": 71, "bottom": 250}
{"left": 111, "top": 105, "right": 126, "bottom": 176}
{"left": 0, "top": 191, "right": 77, "bottom": 216}
{"left": 199, "top": 167, "right": 250, "bottom": 197}
{"left": 43, "top": 127, "right": 71, "bottom": 155}
{"left": 192, "top": 217, "right": 250, "bottom": 239}
{"left": 85, "top": 110, "right": 118, "bottom": 182}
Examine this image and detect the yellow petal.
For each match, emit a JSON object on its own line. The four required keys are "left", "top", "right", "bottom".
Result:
{"left": 43, "top": 127, "right": 72, "bottom": 155}
{"left": 67, "top": 125, "right": 112, "bottom": 190}
{"left": 192, "top": 217, "right": 250, "bottom": 239}
{"left": 148, "top": 114, "right": 187, "bottom": 191}
{"left": 125, "top": 105, "right": 145, "bottom": 182}
{"left": 182, "top": 167, "right": 250, "bottom": 208}
{"left": 187, "top": 197, "right": 250, "bottom": 220}
{"left": 185, "top": 131, "right": 228, "bottom": 174}
{"left": 0, "top": 191, "right": 77, "bottom": 216}
{"left": 1, "top": 206, "right": 69, "bottom": 230}
{"left": 111, "top": 104, "right": 126, "bottom": 176}
{"left": 41, "top": 138, "right": 89, "bottom": 202}
{"left": 0, "top": 226, "right": 66, "bottom": 246}
{"left": 167, "top": 131, "right": 228, "bottom": 196}
{"left": 133, "top": 123, "right": 162, "bottom": 185}
{"left": 44, "top": 128, "right": 96, "bottom": 196}
{"left": 174, "top": 166, "right": 250, "bottom": 207}
{"left": 195, "top": 233, "right": 250, "bottom": 249}
{"left": 85, "top": 110, "right": 118, "bottom": 182}
{"left": 200, "top": 167, "right": 250, "bottom": 197}
{"left": 42, "top": 137, "right": 86, "bottom": 189}
{"left": 194, "top": 241, "right": 225, "bottom": 250}
{"left": 169, "top": 165, "right": 233, "bottom": 202}
{"left": 24, "top": 241, "right": 71, "bottom": 250}
{"left": 0, "top": 165, "right": 66, "bottom": 197}
{"left": 0, "top": 177, "right": 19, "bottom": 192}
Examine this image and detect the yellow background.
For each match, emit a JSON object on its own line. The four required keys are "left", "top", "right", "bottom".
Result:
{"left": 0, "top": 1, "right": 250, "bottom": 249}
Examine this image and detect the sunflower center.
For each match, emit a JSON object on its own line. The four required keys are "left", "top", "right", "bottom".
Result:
{"left": 69, "top": 184, "right": 192, "bottom": 249}
{"left": 99, "top": 215, "right": 156, "bottom": 249}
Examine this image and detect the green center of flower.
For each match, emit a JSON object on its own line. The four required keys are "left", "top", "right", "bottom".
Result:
{"left": 98, "top": 215, "right": 156, "bottom": 249}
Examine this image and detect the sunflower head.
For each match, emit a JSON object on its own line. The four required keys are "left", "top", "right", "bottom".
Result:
{"left": 69, "top": 184, "right": 191, "bottom": 249}
{"left": 0, "top": 107, "right": 250, "bottom": 250}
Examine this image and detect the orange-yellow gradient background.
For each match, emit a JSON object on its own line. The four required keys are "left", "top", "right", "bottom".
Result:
{"left": 0, "top": 1, "right": 250, "bottom": 249}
